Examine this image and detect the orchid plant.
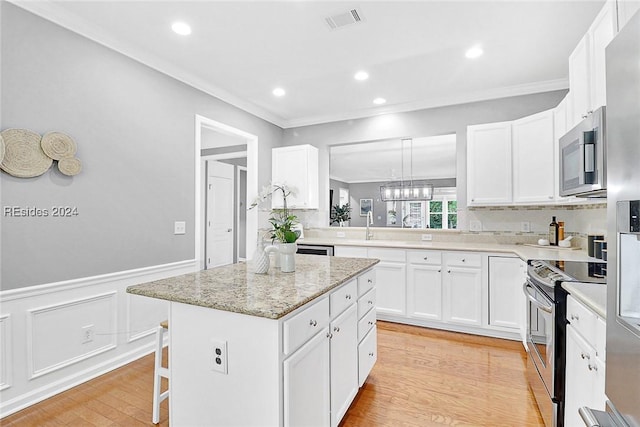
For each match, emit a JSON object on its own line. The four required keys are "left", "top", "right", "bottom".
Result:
{"left": 250, "top": 183, "right": 301, "bottom": 244}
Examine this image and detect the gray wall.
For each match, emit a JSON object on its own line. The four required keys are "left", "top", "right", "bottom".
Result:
{"left": 0, "top": 3, "right": 283, "bottom": 289}
{"left": 282, "top": 90, "right": 568, "bottom": 229}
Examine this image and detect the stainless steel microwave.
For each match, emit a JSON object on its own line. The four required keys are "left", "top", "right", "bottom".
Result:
{"left": 559, "top": 106, "right": 607, "bottom": 198}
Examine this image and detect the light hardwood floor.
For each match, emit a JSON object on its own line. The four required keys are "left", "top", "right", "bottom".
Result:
{"left": 1, "top": 322, "right": 543, "bottom": 426}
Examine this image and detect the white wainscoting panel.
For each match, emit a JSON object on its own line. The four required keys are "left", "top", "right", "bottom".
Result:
{"left": 28, "top": 292, "right": 118, "bottom": 379}
{"left": 0, "top": 259, "right": 196, "bottom": 418}
{"left": 127, "top": 293, "right": 169, "bottom": 343}
{"left": 0, "top": 314, "right": 12, "bottom": 391}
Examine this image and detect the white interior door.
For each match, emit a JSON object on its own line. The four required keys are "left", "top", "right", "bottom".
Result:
{"left": 206, "top": 161, "right": 234, "bottom": 268}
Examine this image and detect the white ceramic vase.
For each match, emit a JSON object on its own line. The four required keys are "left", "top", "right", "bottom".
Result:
{"left": 254, "top": 241, "right": 278, "bottom": 274}
{"left": 279, "top": 242, "right": 298, "bottom": 273}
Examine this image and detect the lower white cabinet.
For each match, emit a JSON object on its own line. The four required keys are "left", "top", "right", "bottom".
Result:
{"left": 330, "top": 304, "right": 359, "bottom": 427}
{"left": 564, "top": 295, "right": 607, "bottom": 427}
{"left": 488, "top": 256, "right": 526, "bottom": 331}
{"left": 368, "top": 248, "right": 406, "bottom": 317}
{"left": 284, "top": 326, "right": 331, "bottom": 427}
{"left": 407, "top": 262, "right": 443, "bottom": 321}
{"left": 358, "top": 326, "right": 377, "bottom": 387}
{"left": 443, "top": 264, "right": 482, "bottom": 326}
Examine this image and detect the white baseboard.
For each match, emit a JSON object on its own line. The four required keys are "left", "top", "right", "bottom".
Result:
{"left": 0, "top": 259, "right": 197, "bottom": 418}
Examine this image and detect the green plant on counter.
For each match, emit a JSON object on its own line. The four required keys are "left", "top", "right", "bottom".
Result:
{"left": 330, "top": 203, "right": 351, "bottom": 225}
{"left": 250, "top": 183, "right": 301, "bottom": 243}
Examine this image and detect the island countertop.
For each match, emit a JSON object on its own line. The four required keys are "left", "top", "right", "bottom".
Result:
{"left": 126, "top": 254, "right": 379, "bottom": 320}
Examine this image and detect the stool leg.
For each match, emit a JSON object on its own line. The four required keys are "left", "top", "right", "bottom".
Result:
{"left": 152, "top": 326, "right": 164, "bottom": 424}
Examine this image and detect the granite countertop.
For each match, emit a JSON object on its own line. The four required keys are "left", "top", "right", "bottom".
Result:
{"left": 297, "top": 237, "right": 600, "bottom": 262}
{"left": 562, "top": 282, "right": 607, "bottom": 319}
{"left": 126, "top": 254, "right": 379, "bottom": 320}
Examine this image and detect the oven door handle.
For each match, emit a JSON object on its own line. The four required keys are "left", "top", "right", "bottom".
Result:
{"left": 523, "top": 281, "right": 553, "bottom": 313}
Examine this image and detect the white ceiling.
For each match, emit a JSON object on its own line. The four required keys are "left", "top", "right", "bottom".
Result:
{"left": 330, "top": 134, "right": 457, "bottom": 183}
{"left": 13, "top": 0, "right": 605, "bottom": 128}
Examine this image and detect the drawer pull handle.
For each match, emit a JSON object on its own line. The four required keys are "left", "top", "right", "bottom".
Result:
{"left": 310, "top": 320, "right": 318, "bottom": 327}
{"left": 326, "top": 332, "right": 332, "bottom": 339}
{"left": 368, "top": 321, "right": 374, "bottom": 325}
{"left": 423, "top": 256, "right": 428, "bottom": 260}
{"left": 588, "top": 364, "right": 598, "bottom": 372}
{"left": 369, "top": 352, "right": 374, "bottom": 357}
{"left": 345, "top": 294, "right": 352, "bottom": 300}
{"left": 334, "top": 326, "right": 340, "bottom": 333}
{"left": 368, "top": 300, "right": 374, "bottom": 305}
{"left": 581, "top": 352, "right": 590, "bottom": 360}
{"left": 368, "top": 279, "right": 373, "bottom": 283}
{"left": 571, "top": 314, "right": 579, "bottom": 321}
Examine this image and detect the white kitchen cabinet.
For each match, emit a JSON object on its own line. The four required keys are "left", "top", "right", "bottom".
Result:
{"left": 512, "top": 110, "right": 555, "bottom": 204}
{"left": 272, "top": 144, "right": 319, "bottom": 209}
{"left": 564, "top": 295, "right": 607, "bottom": 427}
{"left": 567, "top": 1, "right": 617, "bottom": 128}
{"left": 553, "top": 96, "right": 577, "bottom": 203}
{"left": 488, "top": 257, "right": 525, "bottom": 332}
{"left": 329, "top": 304, "right": 358, "bottom": 427}
{"left": 407, "top": 250, "right": 443, "bottom": 321}
{"left": 467, "top": 121, "right": 513, "bottom": 206}
{"left": 358, "top": 326, "right": 377, "bottom": 387}
{"left": 442, "top": 253, "right": 482, "bottom": 326}
{"left": 617, "top": 0, "right": 640, "bottom": 31}
{"left": 284, "top": 326, "right": 331, "bottom": 427}
{"left": 369, "top": 248, "right": 407, "bottom": 317}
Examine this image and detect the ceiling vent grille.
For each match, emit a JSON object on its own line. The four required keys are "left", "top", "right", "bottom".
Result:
{"left": 325, "top": 8, "right": 363, "bottom": 30}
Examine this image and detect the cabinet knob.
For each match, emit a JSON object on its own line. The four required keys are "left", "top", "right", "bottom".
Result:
{"left": 368, "top": 300, "right": 374, "bottom": 305}
{"left": 310, "top": 319, "right": 317, "bottom": 327}
{"left": 582, "top": 113, "right": 588, "bottom": 119}
{"left": 438, "top": 269, "right": 441, "bottom": 273}
{"left": 462, "top": 258, "right": 466, "bottom": 262}
{"left": 580, "top": 352, "right": 590, "bottom": 360}
{"left": 423, "top": 256, "right": 428, "bottom": 260}
{"left": 333, "top": 326, "right": 340, "bottom": 333}
{"left": 345, "top": 294, "right": 352, "bottom": 300}
{"left": 447, "top": 270, "right": 451, "bottom": 273}
{"left": 548, "top": 196, "right": 553, "bottom": 199}
{"left": 571, "top": 314, "right": 579, "bottom": 321}
{"left": 588, "top": 364, "right": 598, "bottom": 372}
{"left": 368, "top": 321, "right": 374, "bottom": 325}
{"left": 368, "top": 279, "right": 373, "bottom": 283}
{"left": 326, "top": 332, "right": 332, "bottom": 339}
{"left": 471, "top": 199, "right": 475, "bottom": 202}
{"left": 369, "top": 352, "right": 374, "bottom": 357}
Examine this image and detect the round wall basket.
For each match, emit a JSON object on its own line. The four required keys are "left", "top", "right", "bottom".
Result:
{"left": 0, "top": 129, "right": 53, "bottom": 178}
{"left": 58, "top": 157, "right": 82, "bottom": 176}
{"left": 41, "top": 131, "right": 77, "bottom": 160}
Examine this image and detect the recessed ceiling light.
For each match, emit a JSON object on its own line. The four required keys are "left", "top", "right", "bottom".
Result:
{"left": 373, "top": 97, "right": 386, "bottom": 105}
{"left": 273, "top": 87, "right": 286, "bottom": 97}
{"left": 354, "top": 71, "right": 369, "bottom": 81}
{"left": 172, "top": 22, "right": 192, "bottom": 36}
{"left": 465, "top": 45, "right": 483, "bottom": 59}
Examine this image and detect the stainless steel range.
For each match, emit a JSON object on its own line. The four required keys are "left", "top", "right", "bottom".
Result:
{"left": 524, "top": 260, "right": 606, "bottom": 427}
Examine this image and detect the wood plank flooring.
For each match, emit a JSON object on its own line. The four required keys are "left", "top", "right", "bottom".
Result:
{"left": 1, "top": 322, "right": 543, "bottom": 426}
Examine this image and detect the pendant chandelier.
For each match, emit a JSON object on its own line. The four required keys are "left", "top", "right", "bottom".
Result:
{"left": 380, "top": 138, "right": 434, "bottom": 201}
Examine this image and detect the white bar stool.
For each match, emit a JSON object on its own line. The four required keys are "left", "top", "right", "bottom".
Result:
{"left": 152, "top": 320, "right": 169, "bottom": 424}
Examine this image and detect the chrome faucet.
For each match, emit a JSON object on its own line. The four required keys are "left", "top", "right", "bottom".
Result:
{"left": 366, "top": 211, "right": 374, "bottom": 240}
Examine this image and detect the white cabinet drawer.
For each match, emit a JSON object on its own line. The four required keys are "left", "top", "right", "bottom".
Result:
{"left": 358, "top": 307, "right": 376, "bottom": 342}
{"left": 407, "top": 250, "right": 442, "bottom": 265}
{"left": 445, "top": 252, "right": 481, "bottom": 268}
{"left": 567, "top": 295, "right": 597, "bottom": 345}
{"left": 357, "top": 269, "right": 375, "bottom": 297}
{"left": 368, "top": 248, "right": 406, "bottom": 263}
{"left": 358, "top": 326, "right": 377, "bottom": 387}
{"left": 283, "top": 298, "right": 330, "bottom": 355}
{"left": 358, "top": 288, "right": 376, "bottom": 319}
{"left": 330, "top": 280, "right": 357, "bottom": 318}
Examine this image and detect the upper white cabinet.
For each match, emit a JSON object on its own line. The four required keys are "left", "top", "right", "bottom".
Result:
{"left": 617, "top": 0, "right": 640, "bottom": 30}
{"left": 467, "top": 121, "right": 513, "bottom": 206}
{"left": 567, "top": 1, "right": 617, "bottom": 128}
{"left": 512, "top": 110, "right": 555, "bottom": 204}
{"left": 272, "top": 144, "right": 319, "bottom": 209}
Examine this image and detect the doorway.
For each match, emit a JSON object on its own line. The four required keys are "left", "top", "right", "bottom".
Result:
{"left": 195, "top": 115, "right": 258, "bottom": 271}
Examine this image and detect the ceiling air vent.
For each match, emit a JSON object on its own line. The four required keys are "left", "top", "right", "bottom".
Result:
{"left": 325, "top": 8, "right": 363, "bottom": 30}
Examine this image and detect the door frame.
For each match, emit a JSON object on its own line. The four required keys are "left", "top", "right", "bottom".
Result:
{"left": 195, "top": 115, "right": 258, "bottom": 270}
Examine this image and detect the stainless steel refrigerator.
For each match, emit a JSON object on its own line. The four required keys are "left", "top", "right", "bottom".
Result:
{"left": 581, "top": 8, "right": 640, "bottom": 427}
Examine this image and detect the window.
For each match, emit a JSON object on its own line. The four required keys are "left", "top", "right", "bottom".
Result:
{"left": 386, "top": 187, "right": 457, "bottom": 229}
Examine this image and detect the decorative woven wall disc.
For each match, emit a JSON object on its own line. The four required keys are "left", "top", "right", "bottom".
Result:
{"left": 58, "top": 157, "right": 82, "bottom": 176}
{"left": 41, "top": 131, "right": 77, "bottom": 160}
{"left": 0, "top": 134, "right": 5, "bottom": 164}
{"left": 0, "top": 129, "right": 53, "bottom": 178}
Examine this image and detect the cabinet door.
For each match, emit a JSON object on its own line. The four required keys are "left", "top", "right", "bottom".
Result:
{"left": 512, "top": 110, "right": 555, "bottom": 204}
{"left": 330, "top": 305, "right": 358, "bottom": 427}
{"left": 443, "top": 267, "right": 482, "bottom": 326}
{"left": 375, "top": 261, "right": 407, "bottom": 316}
{"left": 488, "top": 257, "right": 524, "bottom": 330}
{"left": 407, "top": 263, "right": 442, "bottom": 321}
{"left": 358, "top": 326, "right": 377, "bottom": 387}
{"left": 272, "top": 145, "right": 319, "bottom": 209}
{"left": 565, "top": 325, "right": 595, "bottom": 427}
{"left": 589, "top": 1, "right": 617, "bottom": 110}
{"left": 467, "top": 122, "right": 513, "bottom": 206}
{"left": 568, "top": 34, "right": 591, "bottom": 127}
{"left": 284, "top": 327, "right": 330, "bottom": 427}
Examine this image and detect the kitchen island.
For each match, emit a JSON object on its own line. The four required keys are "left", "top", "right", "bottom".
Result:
{"left": 127, "top": 254, "right": 379, "bottom": 427}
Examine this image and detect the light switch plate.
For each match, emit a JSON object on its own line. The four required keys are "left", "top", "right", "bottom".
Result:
{"left": 174, "top": 221, "right": 186, "bottom": 235}
{"left": 336, "top": 231, "right": 346, "bottom": 238}
{"left": 421, "top": 234, "right": 432, "bottom": 241}
{"left": 470, "top": 220, "right": 482, "bottom": 232}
